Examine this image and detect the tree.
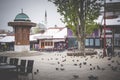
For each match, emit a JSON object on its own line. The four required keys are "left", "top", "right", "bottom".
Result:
{"left": 49, "top": 0, "right": 101, "bottom": 55}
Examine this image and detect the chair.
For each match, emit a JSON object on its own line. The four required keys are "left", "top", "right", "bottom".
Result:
{"left": 19, "top": 60, "right": 26, "bottom": 73}
{"left": 8, "top": 58, "right": 19, "bottom": 80}
{"left": 9, "top": 58, "right": 15, "bottom": 65}
{"left": 0, "top": 56, "right": 8, "bottom": 63}
{"left": 9, "top": 58, "right": 19, "bottom": 66}
{"left": 13, "top": 58, "right": 19, "bottom": 72}
{"left": 14, "top": 58, "right": 19, "bottom": 66}
{"left": 26, "top": 60, "right": 34, "bottom": 80}
{"left": 0, "top": 58, "right": 18, "bottom": 80}
{"left": 3, "top": 56, "right": 8, "bottom": 63}
{"left": 0, "top": 56, "right": 7, "bottom": 63}
{"left": 18, "top": 60, "right": 34, "bottom": 80}
{"left": 0, "top": 56, "right": 4, "bottom": 63}
{"left": 18, "top": 60, "right": 27, "bottom": 80}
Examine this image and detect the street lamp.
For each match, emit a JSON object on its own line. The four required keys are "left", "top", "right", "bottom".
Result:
{"left": 103, "top": 0, "right": 107, "bottom": 57}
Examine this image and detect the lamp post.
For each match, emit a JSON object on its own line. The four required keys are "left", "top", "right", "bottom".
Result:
{"left": 103, "top": 0, "right": 107, "bottom": 57}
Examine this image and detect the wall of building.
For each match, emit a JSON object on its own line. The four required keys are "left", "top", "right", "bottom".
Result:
{"left": 14, "top": 45, "right": 30, "bottom": 52}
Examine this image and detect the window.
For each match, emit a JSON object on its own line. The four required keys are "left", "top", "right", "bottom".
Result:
{"left": 51, "top": 42, "right": 53, "bottom": 46}
{"left": 45, "top": 42, "right": 47, "bottom": 46}
{"left": 45, "top": 41, "right": 53, "bottom": 46}
{"left": 85, "top": 38, "right": 94, "bottom": 46}
{"left": 85, "top": 38, "right": 100, "bottom": 47}
{"left": 85, "top": 39, "right": 89, "bottom": 46}
{"left": 95, "top": 39, "right": 100, "bottom": 46}
{"left": 114, "top": 38, "right": 119, "bottom": 46}
{"left": 90, "top": 39, "right": 94, "bottom": 46}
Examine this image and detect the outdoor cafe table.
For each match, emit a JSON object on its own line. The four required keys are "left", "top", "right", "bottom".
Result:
{"left": 0, "top": 64, "right": 17, "bottom": 80}
{"left": 0, "top": 64, "right": 16, "bottom": 70}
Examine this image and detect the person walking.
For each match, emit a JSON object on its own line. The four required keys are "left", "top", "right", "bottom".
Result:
{"left": 107, "top": 42, "right": 113, "bottom": 57}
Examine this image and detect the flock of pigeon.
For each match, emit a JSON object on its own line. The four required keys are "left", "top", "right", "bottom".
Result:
{"left": 34, "top": 53, "right": 120, "bottom": 80}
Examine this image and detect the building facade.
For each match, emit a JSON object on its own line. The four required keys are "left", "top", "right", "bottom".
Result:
{"left": 8, "top": 12, "right": 36, "bottom": 52}
{"left": 96, "top": 0, "right": 120, "bottom": 51}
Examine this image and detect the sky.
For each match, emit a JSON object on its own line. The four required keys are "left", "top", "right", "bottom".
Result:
{"left": 0, "top": 0, "right": 65, "bottom": 31}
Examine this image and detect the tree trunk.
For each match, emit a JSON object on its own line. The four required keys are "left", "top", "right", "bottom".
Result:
{"left": 79, "top": 0, "right": 86, "bottom": 56}
{"left": 77, "top": 36, "right": 85, "bottom": 56}
{"left": 80, "top": 36, "right": 85, "bottom": 56}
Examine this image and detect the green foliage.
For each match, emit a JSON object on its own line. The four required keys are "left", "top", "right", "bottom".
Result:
{"left": 86, "top": 21, "right": 98, "bottom": 34}
{"left": 49, "top": 0, "right": 101, "bottom": 35}
{"left": 66, "top": 24, "right": 76, "bottom": 35}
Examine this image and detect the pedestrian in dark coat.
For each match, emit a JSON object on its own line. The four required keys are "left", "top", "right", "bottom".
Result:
{"left": 107, "top": 43, "right": 113, "bottom": 57}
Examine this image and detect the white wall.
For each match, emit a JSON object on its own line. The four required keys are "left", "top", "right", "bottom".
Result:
{"left": 14, "top": 45, "right": 30, "bottom": 52}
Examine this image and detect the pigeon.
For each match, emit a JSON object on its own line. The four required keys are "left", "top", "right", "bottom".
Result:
{"left": 56, "top": 58, "right": 58, "bottom": 60}
{"left": 101, "top": 68, "right": 105, "bottom": 71}
{"left": 90, "top": 64, "right": 92, "bottom": 66}
{"left": 36, "top": 69, "right": 39, "bottom": 73}
{"left": 111, "top": 60, "right": 114, "bottom": 63}
{"left": 85, "top": 58, "right": 88, "bottom": 61}
{"left": 74, "top": 64, "right": 77, "bottom": 66}
{"left": 90, "top": 55, "right": 94, "bottom": 58}
{"left": 34, "top": 72, "right": 37, "bottom": 75}
{"left": 72, "top": 60, "right": 75, "bottom": 62}
{"left": 111, "top": 66, "right": 117, "bottom": 71}
{"left": 73, "top": 75, "right": 79, "bottom": 79}
{"left": 90, "top": 68, "right": 92, "bottom": 70}
{"left": 88, "top": 75, "right": 98, "bottom": 80}
{"left": 77, "top": 60, "right": 79, "bottom": 62}
{"left": 97, "top": 65, "right": 101, "bottom": 70}
{"left": 83, "top": 62, "right": 87, "bottom": 65}
{"left": 79, "top": 63, "right": 82, "bottom": 65}
{"left": 60, "top": 68, "right": 65, "bottom": 71}
{"left": 108, "top": 58, "right": 111, "bottom": 60}
{"left": 116, "top": 61, "right": 120, "bottom": 65}
{"left": 57, "top": 61, "right": 60, "bottom": 64}
{"left": 56, "top": 68, "right": 59, "bottom": 70}
{"left": 61, "top": 64, "right": 63, "bottom": 67}
{"left": 108, "top": 64, "right": 111, "bottom": 66}
{"left": 79, "top": 66, "right": 81, "bottom": 68}
{"left": 88, "top": 75, "right": 94, "bottom": 79}
{"left": 62, "top": 59, "right": 66, "bottom": 62}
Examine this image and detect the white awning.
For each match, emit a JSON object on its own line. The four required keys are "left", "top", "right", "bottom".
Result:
{"left": 101, "top": 35, "right": 112, "bottom": 38}
{"left": 53, "top": 39, "right": 65, "bottom": 42}
{"left": 53, "top": 28, "right": 67, "bottom": 38}
{"left": 0, "top": 36, "right": 14, "bottom": 42}
{"left": 96, "top": 15, "right": 120, "bottom": 26}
